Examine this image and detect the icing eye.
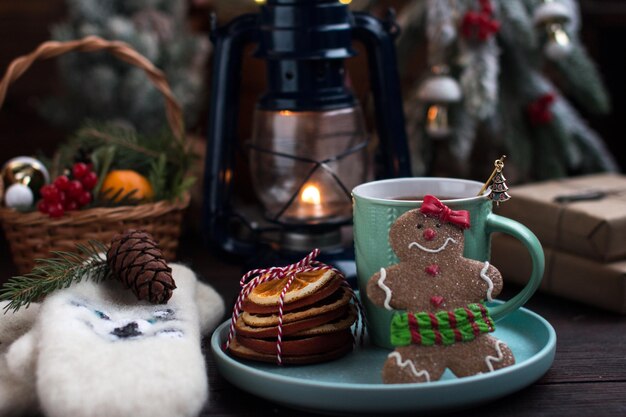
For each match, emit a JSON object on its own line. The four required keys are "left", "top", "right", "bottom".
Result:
{"left": 417, "top": 224, "right": 423, "bottom": 229}
{"left": 435, "top": 223, "right": 442, "bottom": 228}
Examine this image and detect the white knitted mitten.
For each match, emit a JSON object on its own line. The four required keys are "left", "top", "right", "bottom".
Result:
{"left": 0, "top": 301, "right": 40, "bottom": 417}
{"left": 4, "top": 263, "right": 224, "bottom": 417}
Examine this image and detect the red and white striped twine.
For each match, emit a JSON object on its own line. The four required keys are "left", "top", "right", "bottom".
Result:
{"left": 224, "top": 249, "right": 365, "bottom": 365}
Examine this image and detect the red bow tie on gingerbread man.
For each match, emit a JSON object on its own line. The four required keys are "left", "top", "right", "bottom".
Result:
{"left": 419, "top": 195, "right": 471, "bottom": 230}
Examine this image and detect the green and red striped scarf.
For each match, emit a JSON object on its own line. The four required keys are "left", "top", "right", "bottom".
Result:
{"left": 390, "top": 303, "right": 495, "bottom": 347}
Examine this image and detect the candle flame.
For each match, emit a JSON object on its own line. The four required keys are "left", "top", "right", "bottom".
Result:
{"left": 301, "top": 184, "right": 322, "bottom": 205}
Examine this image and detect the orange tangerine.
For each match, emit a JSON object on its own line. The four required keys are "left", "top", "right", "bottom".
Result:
{"left": 100, "top": 170, "right": 154, "bottom": 202}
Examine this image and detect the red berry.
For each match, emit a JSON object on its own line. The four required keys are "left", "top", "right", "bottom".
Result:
{"left": 40, "top": 184, "right": 61, "bottom": 203}
{"left": 48, "top": 203, "right": 65, "bottom": 218}
{"left": 37, "top": 200, "right": 49, "bottom": 214}
{"left": 80, "top": 171, "right": 98, "bottom": 191}
{"left": 72, "top": 162, "right": 89, "bottom": 179}
{"left": 64, "top": 200, "right": 78, "bottom": 211}
{"left": 54, "top": 175, "right": 70, "bottom": 191}
{"left": 67, "top": 180, "right": 84, "bottom": 200}
{"left": 77, "top": 191, "right": 92, "bottom": 207}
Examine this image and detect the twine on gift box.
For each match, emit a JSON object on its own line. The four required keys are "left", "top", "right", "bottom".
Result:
{"left": 225, "top": 249, "right": 365, "bottom": 365}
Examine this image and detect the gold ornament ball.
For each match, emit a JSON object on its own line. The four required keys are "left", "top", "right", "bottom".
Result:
{"left": 1, "top": 156, "right": 50, "bottom": 201}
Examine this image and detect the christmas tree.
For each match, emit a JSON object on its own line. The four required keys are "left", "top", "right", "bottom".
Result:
{"left": 40, "top": 0, "right": 209, "bottom": 134}
{"left": 394, "top": 0, "right": 617, "bottom": 181}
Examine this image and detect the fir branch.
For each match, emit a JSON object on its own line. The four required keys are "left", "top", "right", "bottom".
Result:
{"left": 56, "top": 120, "right": 194, "bottom": 202}
{"left": 91, "top": 144, "right": 116, "bottom": 197}
{"left": 148, "top": 153, "right": 168, "bottom": 201}
{"left": 93, "top": 188, "right": 142, "bottom": 207}
{"left": 459, "top": 38, "right": 501, "bottom": 120}
{"left": 550, "top": 43, "right": 611, "bottom": 115}
{"left": 171, "top": 175, "right": 196, "bottom": 201}
{"left": 0, "top": 241, "right": 112, "bottom": 313}
{"left": 68, "top": 122, "right": 157, "bottom": 175}
{"left": 425, "top": 0, "right": 460, "bottom": 66}
{"left": 497, "top": 0, "right": 537, "bottom": 50}
{"left": 532, "top": 125, "right": 568, "bottom": 180}
{"left": 553, "top": 94, "right": 619, "bottom": 172}
{"left": 78, "top": 127, "right": 161, "bottom": 158}
{"left": 450, "top": 108, "right": 478, "bottom": 163}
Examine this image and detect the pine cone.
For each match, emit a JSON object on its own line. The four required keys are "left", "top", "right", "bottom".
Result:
{"left": 107, "top": 230, "right": 176, "bottom": 304}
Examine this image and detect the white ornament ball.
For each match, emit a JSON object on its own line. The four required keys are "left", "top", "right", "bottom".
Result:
{"left": 4, "top": 183, "right": 34, "bottom": 209}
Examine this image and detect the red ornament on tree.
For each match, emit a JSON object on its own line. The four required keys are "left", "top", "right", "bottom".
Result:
{"left": 527, "top": 93, "right": 556, "bottom": 126}
{"left": 461, "top": 0, "right": 500, "bottom": 42}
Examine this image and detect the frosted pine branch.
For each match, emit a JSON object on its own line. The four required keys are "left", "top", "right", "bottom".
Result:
{"left": 498, "top": 0, "right": 537, "bottom": 49}
{"left": 550, "top": 43, "right": 611, "bottom": 114}
{"left": 426, "top": 0, "right": 461, "bottom": 65}
{"left": 459, "top": 39, "right": 501, "bottom": 120}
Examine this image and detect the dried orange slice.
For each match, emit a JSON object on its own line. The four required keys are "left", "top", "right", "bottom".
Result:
{"left": 246, "top": 269, "right": 335, "bottom": 306}
{"left": 241, "top": 287, "right": 351, "bottom": 327}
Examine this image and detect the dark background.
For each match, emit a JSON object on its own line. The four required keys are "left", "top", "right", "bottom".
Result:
{"left": 0, "top": 0, "right": 624, "bottom": 169}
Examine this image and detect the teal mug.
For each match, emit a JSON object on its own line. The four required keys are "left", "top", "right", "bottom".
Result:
{"left": 352, "top": 177, "right": 544, "bottom": 349}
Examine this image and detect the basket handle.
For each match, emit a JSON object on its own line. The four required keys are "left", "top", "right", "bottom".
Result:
{"left": 0, "top": 36, "right": 185, "bottom": 142}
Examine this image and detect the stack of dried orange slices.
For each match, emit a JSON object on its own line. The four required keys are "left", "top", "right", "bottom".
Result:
{"left": 228, "top": 269, "right": 358, "bottom": 364}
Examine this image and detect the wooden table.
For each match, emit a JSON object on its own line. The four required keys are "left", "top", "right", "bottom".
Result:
{"left": 2, "top": 234, "right": 625, "bottom": 417}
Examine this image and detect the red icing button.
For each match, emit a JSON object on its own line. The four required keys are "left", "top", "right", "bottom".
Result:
{"left": 425, "top": 264, "right": 440, "bottom": 276}
{"left": 430, "top": 296, "right": 445, "bottom": 308}
{"left": 423, "top": 228, "right": 437, "bottom": 241}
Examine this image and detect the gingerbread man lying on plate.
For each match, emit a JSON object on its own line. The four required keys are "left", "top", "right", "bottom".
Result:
{"left": 366, "top": 195, "right": 515, "bottom": 384}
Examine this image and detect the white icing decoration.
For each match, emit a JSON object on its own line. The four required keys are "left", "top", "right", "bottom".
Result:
{"left": 377, "top": 268, "right": 394, "bottom": 311}
{"left": 408, "top": 237, "right": 457, "bottom": 253}
{"left": 485, "top": 340, "right": 506, "bottom": 372}
{"left": 480, "top": 261, "right": 494, "bottom": 302}
{"left": 388, "top": 352, "right": 431, "bottom": 382}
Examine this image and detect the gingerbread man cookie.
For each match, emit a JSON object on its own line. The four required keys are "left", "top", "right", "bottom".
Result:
{"left": 366, "top": 195, "right": 515, "bottom": 384}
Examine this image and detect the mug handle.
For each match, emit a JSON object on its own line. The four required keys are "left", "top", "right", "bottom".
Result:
{"left": 485, "top": 213, "right": 545, "bottom": 321}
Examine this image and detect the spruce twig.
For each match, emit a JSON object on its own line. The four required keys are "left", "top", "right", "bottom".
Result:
{"left": 78, "top": 127, "right": 161, "bottom": 158}
{"left": 93, "top": 188, "right": 142, "bottom": 207}
{"left": 56, "top": 121, "right": 195, "bottom": 202}
{"left": 0, "top": 241, "right": 112, "bottom": 313}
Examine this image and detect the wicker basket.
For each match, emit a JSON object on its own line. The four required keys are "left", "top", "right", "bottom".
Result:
{"left": 0, "top": 36, "right": 190, "bottom": 274}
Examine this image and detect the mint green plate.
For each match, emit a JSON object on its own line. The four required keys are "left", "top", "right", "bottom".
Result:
{"left": 210, "top": 303, "right": 556, "bottom": 415}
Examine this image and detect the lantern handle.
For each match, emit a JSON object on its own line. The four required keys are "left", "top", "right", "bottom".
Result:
{"left": 203, "top": 13, "right": 260, "bottom": 256}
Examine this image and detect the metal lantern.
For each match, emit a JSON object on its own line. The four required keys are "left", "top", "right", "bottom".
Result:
{"left": 203, "top": 0, "right": 411, "bottom": 261}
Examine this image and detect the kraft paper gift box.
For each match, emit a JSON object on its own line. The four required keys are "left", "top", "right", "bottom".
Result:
{"left": 494, "top": 173, "right": 626, "bottom": 262}
{"left": 492, "top": 234, "right": 626, "bottom": 314}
